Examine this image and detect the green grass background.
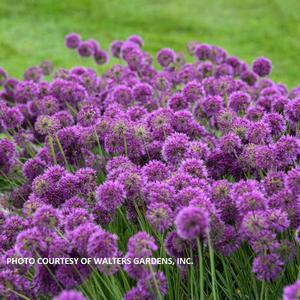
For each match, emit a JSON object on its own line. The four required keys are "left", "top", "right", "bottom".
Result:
{"left": 0, "top": 0, "right": 300, "bottom": 87}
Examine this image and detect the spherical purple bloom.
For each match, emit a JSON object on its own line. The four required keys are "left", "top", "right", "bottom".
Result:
{"left": 96, "top": 181, "right": 125, "bottom": 210}
{"left": 15, "top": 227, "right": 46, "bottom": 258}
{"left": 35, "top": 115, "right": 60, "bottom": 136}
{"left": 157, "top": 48, "right": 176, "bottom": 68}
{"left": 262, "top": 112, "right": 285, "bottom": 136}
{"left": 94, "top": 49, "right": 109, "bottom": 65}
{"left": 110, "top": 40, "right": 124, "bottom": 58}
{"left": 40, "top": 60, "right": 54, "bottom": 76}
{"left": 219, "top": 133, "right": 242, "bottom": 154}
{"left": 175, "top": 206, "right": 209, "bottom": 240}
{"left": 128, "top": 34, "right": 144, "bottom": 47}
{"left": 77, "top": 105, "right": 100, "bottom": 127}
{"left": 146, "top": 202, "right": 173, "bottom": 232}
{"left": 133, "top": 83, "right": 153, "bottom": 104}
{"left": 286, "top": 167, "right": 300, "bottom": 195}
{"left": 127, "top": 231, "right": 158, "bottom": 258}
{"left": 274, "top": 135, "right": 300, "bottom": 167}
{"left": 194, "top": 44, "right": 211, "bottom": 60}
{"left": 236, "top": 191, "right": 267, "bottom": 213}
{"left": 54, "top": 110, "right": 74, "bottom": 128}
{"left": 87, "top": 229, "right": 118, "bottom": 260}
{"left": 38, "top": 95, "right": 60, "bottom": 115}
{"left": 283, "top": 280, "right": 300, "bottom": 300}
{"left": 64, "top": 208, "right": 93, "bottom": 231}
{"left": 124, "top": 286, "right": 150, "bottom": 300}
{"left": 1, "top": 107, "right": 24, "bottom": 129}
{"left": 179, "top": 158, "right": 208, "bottom": 179}
{"left": 229, "top": 91, "right": 251, "bottom": 113}
{"left": 262, "top": 171, "right": 286, "bottom": 196}
{"left": 162, "top": 133, "right": 189, "bottom": 166}
{"left": 33, "top": 204, "right": 61, "bottom": 230}
{"left": 78, "top": 41, "right": 94, "bottom": 57}
{"left": 22, "top": 158, "right": 47, "bottom": 181}
{"left": 65, "top": 33, "right": 81, "bottom": 49}
{"left": 142, "top": 160, "right": 169, "bottom": 182}
{"left": 240, "top": 70, "right": 258, "bottom": 86}
{"left": 252, "top": 254, "right": 283, "bottom": 281}
{"left": 24, "top": 66, "right": 42, "bottom": 82}
{"left": 252, "top": 57, "right": 272, "bottom": 77}
{"left": 246, "top": 120, "right": 271, "bottom": 144}
{"left": 137, "top": 271, "right": 168, "bottom": 297}
{"left": 112, "top": 85, "right": 133, "bottom": 107}
{"left": 168, "top": 92, "right": 188, "bottom": 111}
{"left": 201, "top": 95, "right": 223, "bottom": 117}
{"left": 182, "top": 81, "right": 203, "bottom": 103}
{"left": 53, "top": 290, "right": 86, "bottom": 300}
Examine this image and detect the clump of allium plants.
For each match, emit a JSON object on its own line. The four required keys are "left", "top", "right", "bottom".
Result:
{"left": 0, "top": 32, "right": 299, "bottom": 300}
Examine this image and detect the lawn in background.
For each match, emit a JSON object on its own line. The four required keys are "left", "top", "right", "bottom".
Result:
{"left": 0, "top": 0, "right": 300, "bottom": 87}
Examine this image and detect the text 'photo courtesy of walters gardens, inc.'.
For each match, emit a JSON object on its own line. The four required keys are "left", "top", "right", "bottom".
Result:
{"left": 6, "top": 257, "right": 193, "bottom": 266}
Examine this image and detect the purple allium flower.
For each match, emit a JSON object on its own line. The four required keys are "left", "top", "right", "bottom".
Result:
{"left": 88, "top": 229, "right": 118, "bottom": 258}
{"left": 246, "top": 120, "right": 271, "bottom": 144}
{"left": 157, "top": 48, "right": 176, "bottom": 68}
{"left": 15, "top": 227, "right": 46, "bottom": 258}
{"left": 274, "top": 135, "right": 300, "bottom": 167}
{"left": 142, "top": 160, "right": 169, "bottom": 182}
{"left": 112, "top": 85, "right": 133, "bottom": 107}
{"left": 201, "top": 95, "right": 223, "bottom": 117}
{"left": 35, "top": 115, "right": 60, "bottom": 136}
{"left": 263, "top": 171, "right": 286, "bottom": 196}
{"left": 194, "top": 44, "right": 211, "bottom": 60}
{"left": 96, "top": 181, "right": 125, "bottom": 210}
{"left": 15, "top": 80, "right": 39, "bottom": 103}
{"left": 262, "top": 112, "right": 285, "bottom": 136}
{"left": 33, "top": 204, "right": 61, "bottom": 230}
{"left": 137, "top": 271, "right": 168, "bottom": 297}
{"left": 252, "top": 57, "right": 272, "bottom": 77}
{"left": 252, "top": 254, "right": 283, "bottom": 281}
{"left": 146, "top": 202, "right": 173, "bottom": 231}
{"left": 229, "top": 91, "right": 251, "bottom": 113}
{"left": 77, "top": 104, "right": 100, "bottom": 127}
{"left": 175, "top": 206, "right": 209, "bottom": 240}
{"left": 236, "top": 191, "right": 267, "bottom": 213}
{"left": 57, "top": 173, "right": 80, "bottom": 200}
{"left": 179, "top": 158, "right": 208, "bottom": 179}
{"left": 128, "top": 34, "right": 144, "bottom": 47}
{"left": 133, "top": 83, "right": 153, "bottom": 104}
{"left": 0, "top": 67, "right": 8, "bottom": 86}
{"left": 219, "top": 133, "right": 242, "bottom": 154}
{"left": 54, "top": 110, "right": 74, "bottom": 128}
{"left": 22, "top": 158, "right": 47, "bottom": 181}
{"left": 283, "top": 280, "right": 300, "bottom": 300}
{"left": 64, "top": 208, "right": 93, "bottom": 231}
{"left": 40, "top": 60, "right": 54, "bottom": 76}
{"left": 53, "top": 290, "right": 87, "bottom": 300}
{"left": 65, "top": 33, "right": 81, "bottom": 49}
{"left": 1, "top": 107, "right": 24, "bottom": 129}
{"left": 127, "top": 231, "right": 158, "bottom": 258}
{"left": 38, "top": 95, "right": 60, "bottom": 115}
{"left": 182, "top": 81, "right": 203, "bottom": 103}
{"left": 123, "top": 286, "right": 150, "bottom": 300}
{"left": 24, "top": 66, "right": 42, "bottom": 82}
{"left": 240, "top": 70, "right": 258, "bottom": 86}
{"left": 162, "top": 133, "right": 189, "bottom": 165}
{"left": 168, "top": 92, "right": 188, "bottom": 111}
{"left": 78, "top": 41, "right": 94, "bottom": 57}
{"left": 110, "top": 40, "right": 124, "bottom": 58}
{"left": 67, "top": 222, "right": 99, "bottom": 256}
{"left": 144, "top": 182, "right": 176, "bottom": 207}
{"left": 286, "top": 167, "right": 300, "bottom": 195}
{"left": 285, "top": 97, "right": 300, "bottom": 124}
{"left": 94, "top": 49, "right": 109, "bottom": 65}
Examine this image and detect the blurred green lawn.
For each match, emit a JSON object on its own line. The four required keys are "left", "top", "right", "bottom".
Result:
{"left": 0, "top": 0, "right": 300, "bottom": 87}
